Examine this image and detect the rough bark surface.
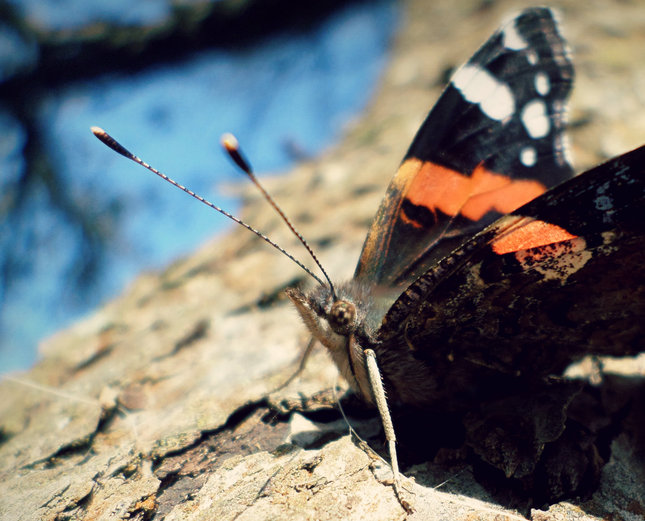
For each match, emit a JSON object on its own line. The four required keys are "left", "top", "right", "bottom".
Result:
{"left": 1, "top": 0, "right": 645, "bottom": 520}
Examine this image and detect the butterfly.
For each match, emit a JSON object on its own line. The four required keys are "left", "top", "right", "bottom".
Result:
{"left": 284, "top": 6, "right": 645, "bottom": 501}
{"left": 93, "top": 5, "right": 645, "bottom": 506}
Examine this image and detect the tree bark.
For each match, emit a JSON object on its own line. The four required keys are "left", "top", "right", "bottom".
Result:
{"left": 1, "top": 0, "right": 644, "bottom": 519}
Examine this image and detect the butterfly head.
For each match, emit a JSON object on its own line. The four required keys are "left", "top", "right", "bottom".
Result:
{"left": 286, "top": 285, "right": 361, "bottom": 351}
{"left": 286, "top": 281, "right": 388, "bottom": 401}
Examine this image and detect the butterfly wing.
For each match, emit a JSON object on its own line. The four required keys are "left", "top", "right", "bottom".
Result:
{"left": 373, "top": 146, "right": 644, "bottom": 483}
{"left": 379, "top": 144, "right": 645, "bottom": 382}
{"left": 355, "top": 7, "right": 574, "bottom": 287}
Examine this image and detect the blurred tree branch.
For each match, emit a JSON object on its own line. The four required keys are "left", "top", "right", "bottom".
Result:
{"left": 0, "top": 0, "right": 368, "bottom": 324}
{"left": 0, "top": 0, "right": 370, "bottom": 94}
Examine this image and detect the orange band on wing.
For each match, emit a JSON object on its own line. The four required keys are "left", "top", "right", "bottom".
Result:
{"left": 491, "top": 219, "right": 578, "bottom": 254}
{"left": 401, "top": 159, "right": 547, "bottom": 224}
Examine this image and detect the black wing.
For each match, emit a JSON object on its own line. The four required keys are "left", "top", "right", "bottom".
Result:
{"left": 380, "top": 145, "right": 645, "bottom": 380}
{"left": 355, "top": 7, "right": 574, "bottom": 287}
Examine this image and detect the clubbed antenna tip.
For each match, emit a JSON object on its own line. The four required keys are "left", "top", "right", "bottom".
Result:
{"left": 90, "top": 126, "right": 330, "bottom": 291}
{"left": 220, "top": 132, "right": 253, "bottom": 175}
{"left": 220, "top": 132, "right": 337, "bottom": 299}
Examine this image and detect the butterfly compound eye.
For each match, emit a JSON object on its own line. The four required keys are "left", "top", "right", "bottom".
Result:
{"left": 329, "top": 300, "right": 357, "bottom": 335}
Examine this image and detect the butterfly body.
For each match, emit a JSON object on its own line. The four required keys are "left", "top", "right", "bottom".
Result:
{"left": 288, "top": 281, "right": 434, "bottom": 408}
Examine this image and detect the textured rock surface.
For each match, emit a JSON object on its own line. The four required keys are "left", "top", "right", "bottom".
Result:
{"left": 1, "top": 0, "right": 644, "bottom": 520}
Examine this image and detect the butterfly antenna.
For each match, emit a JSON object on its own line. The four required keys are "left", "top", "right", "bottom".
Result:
{"left": 221, "top": 133, "right": 337, "bottom": 300}
{"left": 91, "top": 127, "right": 327, "bottom": 289}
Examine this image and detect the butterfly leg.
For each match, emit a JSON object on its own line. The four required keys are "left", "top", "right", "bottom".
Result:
{"left": 364, "top": 349, "right": 412, "bottom": 512}
{"left": 273, "top": 336, "right": 317, "bottom": 392}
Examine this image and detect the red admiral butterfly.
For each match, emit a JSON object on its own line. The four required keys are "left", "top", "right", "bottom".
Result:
{"left": 285, "top": 6, "right": 644, "bottom": 501}
{"left": 93, "top": 6, "right": 644, "bottom": 507}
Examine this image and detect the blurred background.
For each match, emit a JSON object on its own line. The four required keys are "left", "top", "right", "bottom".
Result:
{"left": 0, "top": 0, "right": 400, "bottom": 373}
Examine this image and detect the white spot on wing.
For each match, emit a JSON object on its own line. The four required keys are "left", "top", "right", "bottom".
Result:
{"left": 452, "top": 64, "right": 515, "bottom": 121}
{"left": 594, "top": 195, "right": 614, "bottom": 212}
{"left": 526, "top": 50, "right": 538, "bottom": 65}
{"left": 520, "top": 146, "right": 537, "bottom": 167}
{"left": 594, "top": 186, "right": 616, "bottom": 223}
{"left": 554, "top": 131, "right": 573, "bottom": 166}
{"left": 503, "top": 20, "right": 527, "bottom": 50}
{"left": 595, "top": 195, "right": 613, "bottom": 211}
{"left": 535, "top": 72, "right": 550, "bottom": 96}
{"left": 521, "top": 99, "right": 550, "bottom": 138}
